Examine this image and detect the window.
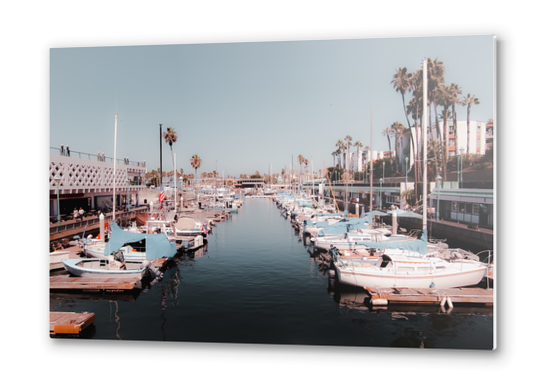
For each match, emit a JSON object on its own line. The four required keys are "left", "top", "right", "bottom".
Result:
{"left": 452, "top": 202, "right": 457, "bottom": 212}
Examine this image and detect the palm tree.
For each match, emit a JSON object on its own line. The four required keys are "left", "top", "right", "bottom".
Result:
{"left": 449, "top": 83, "right": 462, "bottom": 148}
{"left": 427, "top": 58, "right": 445, "bottom": 142}
{"left": 391, "top": 121, "right": 406, "bottom": 174}
{"left": 335, "top": 139, "right": 345, "bottom": 168}
{"left": 297, "top": 154, "right": 305, "bottom": 183}
{"left": 438, "top": 84, "right": 455, "bottom": 181}
{"left": 382, "top": 127, "right": 393, "bottom": 158}
{"left": 459, "top": 93, "right": 480, "bottom": 154}
{"left": 391, "top": 67, "right": 413, "bottom": 129}
{"left": 190, "top": 154, "right": 202, "bottom": 185}
{"left": 344, "top": 135, "right": 352, "bottom": 179}
{"left": 163, "top": 127, "right": 178, "bottom": 173}
{"left": 353, "top": 141, "right": 363, "bottom": 179}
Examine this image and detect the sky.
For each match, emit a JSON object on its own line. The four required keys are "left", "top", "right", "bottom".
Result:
{"left": 50, "top": 35, "right": 494, "bottom": 177}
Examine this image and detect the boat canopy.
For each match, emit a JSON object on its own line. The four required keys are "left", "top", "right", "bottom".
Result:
{"left": 104, "top": 222, "right": 177, "bottom": 259}
{"left": 356, "top": 229, "right": 428, "bottom": 255}
{"left": 317, "top": 214, "right": 373, "bottom": 236}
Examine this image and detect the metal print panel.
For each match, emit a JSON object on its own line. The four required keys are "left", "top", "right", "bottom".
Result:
{"left": 49, "top": 35, "right": 495, "bottom": 349}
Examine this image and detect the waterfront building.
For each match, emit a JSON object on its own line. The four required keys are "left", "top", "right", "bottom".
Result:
{"left": 49, "top": 148, "right": 147, "bottom": 219}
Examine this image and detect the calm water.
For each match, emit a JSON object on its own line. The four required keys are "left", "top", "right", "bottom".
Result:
{"left": 50, "top": 198, "right": 494, "bottom": 349}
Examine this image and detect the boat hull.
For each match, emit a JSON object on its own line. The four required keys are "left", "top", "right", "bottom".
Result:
{"left": 335, "top": 264, "right": 487, "bottom": 289}
{"left": 62, "top": 258, "right": 145, "bottom": 278}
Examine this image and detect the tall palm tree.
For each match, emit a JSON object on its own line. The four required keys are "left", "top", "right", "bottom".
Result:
{"left": 382, "top": 127, "right": 393, "bottom": 158}
{"left": 391, "top": 67, "right": 413, "bottom": 129}
{"left": 427, "top": 58, "right": 445, "bottom": 142}
{"left": 353, "top": 141, "right": 363, "bottom": 177}
{"left": 297, "top": 154, "right": 305, "bottom": 183}
{"left": 163, "top": 127, "right": 178, "bottom": 173}
{"left": 335, "top": 139, "right": 345, "bottom": 168}
{"left": 438, "top": 84, "right": 455, "bottom": 181}
{"left": 459, "top": 93, "right": 480, "bottom": 154}
{"left": 449, "top": 83, "right": 462, "bottom": 149}
{"left": 391, "top": 121, "right": 406, "bottom": 174}
{"left": 344, "top": 135, "right": 352, "bottom": 179}
{"left": 190, "top": 154, "right": 202, "bottom": 185}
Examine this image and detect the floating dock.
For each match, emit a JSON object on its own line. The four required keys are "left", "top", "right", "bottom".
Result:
{"left": 50, "top": 312, "right": 95, "bottom": 337}
{"left": 365, "top": 287, "right": 494, "bottom": 307}
{"left": 50, "top": 275, "right": 143, "bottom": 292}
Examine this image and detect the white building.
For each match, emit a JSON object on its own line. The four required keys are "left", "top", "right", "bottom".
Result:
{"left": 429, "top": 120, "right": 487, "bottom": 157}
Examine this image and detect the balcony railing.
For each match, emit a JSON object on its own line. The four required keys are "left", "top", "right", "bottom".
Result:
{"left": 50, "top": 147, "right": 146, "bottom": 168}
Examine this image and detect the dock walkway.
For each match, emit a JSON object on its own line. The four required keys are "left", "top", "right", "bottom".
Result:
{"left": 366, "top": 287, "right": 494, "bottom": 307}
{"left": 50, "top": 312, "right": 95, "bottom": 337}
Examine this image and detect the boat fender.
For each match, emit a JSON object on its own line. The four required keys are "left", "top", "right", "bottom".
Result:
{"left": 372, "top": 298, "right": 388, "bottom": 306}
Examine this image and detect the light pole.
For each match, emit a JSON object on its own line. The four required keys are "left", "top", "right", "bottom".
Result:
{"left": 436, "top": 175, "right": 442, "bottom": 222}
{"left": 383, "top": 161, "right": 385, "bottom": 182}
{"left": 126, "top": 177, "right": 130, "bottom": 211}
{"left": 379, "top": 177, "right": 383, "bottom": 209}
{"left": 460, "top": 147, "right": 464, "bottom": 188}
{"left": 54, "top": 175, "right": 61, "bottom": 224}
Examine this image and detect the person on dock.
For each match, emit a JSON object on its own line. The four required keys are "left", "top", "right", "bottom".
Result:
{"left": 73, "top": 208, "right": 78, "bottom": 221}
{"left": 66, "top": 146, "right": 70, "bottom": 156}
{"left": 78, "top": 207, "right": 85, "bottom": 221}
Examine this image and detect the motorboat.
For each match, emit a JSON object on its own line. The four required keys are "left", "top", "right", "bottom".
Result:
{"left": 62, "top": 258, "right": 150, "bottom": 278}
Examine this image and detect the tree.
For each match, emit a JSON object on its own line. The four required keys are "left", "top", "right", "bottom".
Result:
{"left": 353, "top": 141, "right": 363, "bottom": 179}
{"left": 427, "top": 58, "right": 445, "bottom": 142}
{"left": 163, "top": 127, "right": 178, "bottom": 173}
{"left": 459, "top": 93, "right": 480, "bottom": 154}
{"left": 190, "top": 154, "right": 202, "bottom": 184}
{"left": 382, "top": 127, "right": 393, "bottom": 158}
{"left": 335, "top": 139, "right": 345, "bottom": 168}
{"left": 391, "top": 67, "right": 413, "bottom": 130}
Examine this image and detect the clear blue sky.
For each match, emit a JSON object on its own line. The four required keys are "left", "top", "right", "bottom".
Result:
{"left": 50, "top": 35, "right": 494, "bottom": 177}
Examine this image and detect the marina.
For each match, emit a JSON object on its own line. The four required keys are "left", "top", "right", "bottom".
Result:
{"left": 50, "top": 196, "right": 494, "bottom": 349}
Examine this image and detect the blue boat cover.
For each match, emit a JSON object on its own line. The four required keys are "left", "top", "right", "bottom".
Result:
{"left": 104, "top": 222, "right": 178, "bottom": 259}
{"left": 355, "top": 229, "right": 428, "bottom": 254}
{"left": 317, "top": 214, "right": 373, "bottom": 236}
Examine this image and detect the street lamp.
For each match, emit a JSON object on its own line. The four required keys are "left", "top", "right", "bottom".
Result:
{"left": 126, "top": 177, "right": 130, "bottom": 211}
{"left": 379, "top": 177, "right": 383, "bottom": 209}
{"left": 54, "top": 175, "right": 61, "bottom": 224}
{"left": 460, "top": 147, "right": 464, "bottom": 188}
{"left": 436, "top": 175, "right": 442, "bottom": 222}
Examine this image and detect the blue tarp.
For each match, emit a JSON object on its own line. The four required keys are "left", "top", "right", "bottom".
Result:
{"left": 104, "top": 222, "right": 178, "bottom": 259}
{"left": 355, "top": 229, "right": 428, "bottom": 254}
{"left": 317, "top": 214, "right": 373, "bottom": 236}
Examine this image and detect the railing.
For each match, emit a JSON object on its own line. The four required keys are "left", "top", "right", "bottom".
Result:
{"left": 50, "top": 147, "right": 146, "bottom": 168}
{"left": 49, "top": 206, "right": 149, "bottom": 236}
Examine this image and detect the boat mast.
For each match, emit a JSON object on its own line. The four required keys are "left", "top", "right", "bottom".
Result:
{"left": 370, "top": 108, "right": 373, "bottom": 212}
{"left": 422, "top": 58, "right": 428, "bottom": 230}
{"left": 113, "top": 111, "right": 118, "bottom": 222}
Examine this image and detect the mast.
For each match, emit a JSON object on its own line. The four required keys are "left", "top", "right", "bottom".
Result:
{"left": 159, "top": 124, "right": 163, "bottom": 190}
{"left": 113, "top": 111, "right": 118, "bottom": 222}
{"left": 370, "top": 108, "right": 373, "bottom": 212}
{"left": 423, "top": 59, "right": 428, "bottom": 230}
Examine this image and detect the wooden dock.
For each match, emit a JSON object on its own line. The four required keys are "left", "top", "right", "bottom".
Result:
{"left": 365, "top": 287, "right": 494, "bottom": 307}
{"left": 50, "top": 312, "right": 95, "bottom": 337}
{"left": 50, "top": 275, "right": 143, "bottom": 292}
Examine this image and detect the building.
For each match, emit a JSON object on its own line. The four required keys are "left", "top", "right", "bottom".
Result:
{"left": 430, "top": 120, "right": 487, "bottom": 157}
{"left": 49, "top": 149, "right": 147, "bottom": 219}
